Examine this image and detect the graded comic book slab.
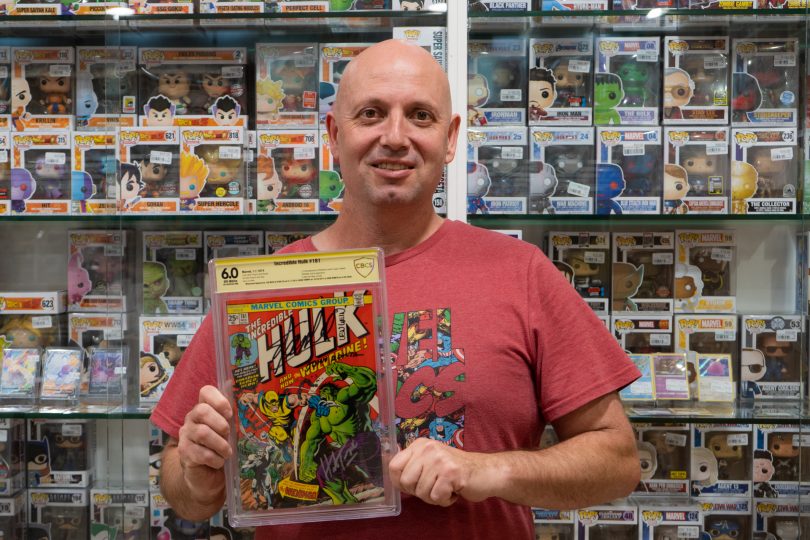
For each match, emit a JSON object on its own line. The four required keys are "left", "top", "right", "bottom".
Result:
{"left": 209, "top": 249, "right": 399, "bottom": 526}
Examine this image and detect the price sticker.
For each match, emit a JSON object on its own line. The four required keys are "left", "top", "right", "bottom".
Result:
{"left": 704, "top": 56, "right": 727, "bottom": 70}
{"left": 715, "top": 330, "right": 736, "bottom": 341}
{"left": 237, "top": 247, "right": 259, "bottom": 257}
{"left": 567, "top": 181, "right": 590, "bottom": 198}
{"left": 666, "top": 379, "right": 688, "bottom": 393}
{"left": 583, "top": 251, "right": 605, "bottom": 264}
{"left": 771, "top": 147, "right": 793, "bottom": 161}
{"left": 294, "top": 54, "right": 317, "bottom": 68}
{"left": 652, "top": 252, "right": 673, "bottom": 265}
{"left": 293, "top": 147, "right": 316, "bottom": 160}
{"left": 49, "top": 64, "right": 71, "bottom": 77}
{"left": 178, "top": 335, "right": 194, "bottom": 348}
{"left": 650, "top": 334, "right": 671, "bottom": 347}
{"left": 776, "top": 329, "right": 798, "bottom": 342}
{"left": 62, "top": 424, "right": 83, "bottom": 436}
{"left": 115, "top": 62, "right": 136, "bottom": 76}
{"left": 174, "top": 248, "right": 196, "bottom": 261}
{"left": 244, "top": 150, "right": 255, "bottom": 163}
{"left": 150, "top": 151, "right": 172, "bottom": 165}
{"left": 774, "top": 53, "right": 796, "bottom": 67}
{"left": 727, "top": 433, "right": 749, "bottom": 446}
{"left": 500, "top": 89, "right": 522, "bottom": 102}
{"left": 45, "top": 152, "right": 66, "bottom": 165}
{"left": 664, "top": 433, "right": 687, "bottom": 446}
{"left": 221, "top": 66, "right": 244, "bottom": 79}
{"left": 104, "top": 328, "right": 123, "bottom": 341}
{"left": 0, "top": 151, "right": 8, "bottom": 164}
{"left": 0, "top": 67, "right": 7, "bottom": 79}
{"left": 502, "top": 147, "right": 524, "bottom": 160}
{"left": 0, "top": 431, "right": 7, "bottom": 443}
{"left": 792, "top": 434, "right": 810, "bottom": 447}
{"left": 706, "top": 143, "right": 728, "bottom": 155}
{"left": 219, "top": 146, "right": 242, "bottom": 160}
{"left": 114, "top": 367, "right": 126, "bottom": 375}
{"left": 125, "top": 506, "right": 146, "bottom": 519}
{"left": 568, "top": 59, "right": 591, "bottom": 73}
{"left": 710, "top": 248, "right": 733, "bottom": 262}
{"left": 637, "top": 52, "right": 658, "bottom": 62}
{"left": 104, "top": 245, "right": 124, "bottom": 257}
{"left": 31, "top": 316, "right": 53, "bottom": 329}
{"left": 677, "top": 526, "right": 700, "bottom": 539}
{"left": 623, "top": 143, "right": 645, "bottom": 157}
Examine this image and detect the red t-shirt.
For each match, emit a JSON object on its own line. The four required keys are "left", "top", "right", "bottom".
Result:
{"left": 151, "top": 219, "right": 639, "bottom": 540}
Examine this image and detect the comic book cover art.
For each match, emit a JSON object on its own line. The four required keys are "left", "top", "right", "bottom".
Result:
{"left": 211, "top": 250, "right": 398, "bottom": 526}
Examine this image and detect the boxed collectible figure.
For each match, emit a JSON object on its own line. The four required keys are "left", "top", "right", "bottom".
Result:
{"left": 148, "top": 424, "right": 165, "bottom": 491}
{"left": 467, "top": 39, "right": 527, "bottom": 127}
{"left": 205, "top": 231, "right": 264, "bottom": 261}
{"left": 142, "top": 231, "right": 204, "bottom": 315}
{"left": 138, "top": 48, "right": 247, "bottom": 127}
{"left": 754, "top": 425, "right": 810, "bottom": 497}
{"left": 0, "top": 48, "right": 11, "bottom": 125}
{"left": 318, "top": 129, "right": 343, "bottom": 213}
{"left": 612, "top": 232, "right": 675, "bottom": 312}
{"left": 0, "top": 131, "right": 9, "bottom": 216}
{"left": 529, "top": 127, "right": 594, "bottom": 214}
{"left": 392, "top": 26, "right": 446, "bottom": 70}
{"left": 29, "top": 419, "right": 94, "bottom": 488}
{"left": 28, "top": 489, "right": 88, "bottom": 539}
{"left": 699, "top": 499, "right": 752, "bottom": 539}
{"left": 129, "top": 0, "right": 192, "bottom": 16}
{"left": 139, "top": 315, "right": 203, "bottom": 405}
{"left": 0, "top": 419, "right": 25, "bottom": 497}
{"left": 675, "top": 230, "right": 737, "bottom": 313}
{"left": 67, "top": 229, "right": 128, "bottom": 312}
{"left": 635, "top": 423, "right": 690, "bottom": 495}
{"left": 75, "top": 46, "right": 137, "bottom": 130}
{"left": 208, "top": 249, "right": 399, "bottom": 524}
{"left": 265, "top": 232, "right": 309, "bottom": 254}
{"left": 675, "top": 314, "right": 738, "bottom": 398}
{"left": 150, "top": 492, "right": 209, "bottom": 538}
{"left": 663, "top": 37, "right": 729, "bottom": 125}
{"left": 731, "top": 127, "right": 798, "bottom": 214}
{"left": 528, "top": 38, "right": 592, "bottom": 126}
{"left": 117, "top": 127, "right": 180, "bottom": 214}
{"left": 71, "top": 132, "right": 118, "bottom": 215}
{"left": 0, "top": 291, "right": 66, "bottom": 315}
{"left": 754, "top": 501, "right": 810, "bottom": 538}
{"left": 255, "top": 43, "right": 318, "bottom": 129}
{"left": 211, "top": 506, "right": 256, "bottom": 540}
{"left": 200, "top": 0, "right": 263, "bottom": 15}
{"left": 394, "top": 0, "right": 444, "bottom": 8}
{"left": 10, "top": 0, "right": 125, "bottom": 14}
{"left": 90, "top": 487, "right": 150, "bottom": 539}
{"left": 179, "top": 126, "right": 245, "bottom": 213}
{"left": 10, "top": 47, "right": 74, "bottom": 132}
{"left": 575, "top": 505, "right": 637, "bottom": 539}
{"left": 532, "top": 508, "right": 575, "bottom": 540}
{"left": 467, "top": 126, "right": 528, "bottom": 214}
{"left": 594, "top": 37, "right": 660, "bottom": 126}
{"left": 637, "top": 502, "right": 702, "bottom": 540}
{"left": 612, "top": 314, "right": 674, "bottom": 354}
{"left": 596, "top": 127, "right": 662, "bottom": 214}
{"left": 664, "top": 127, "right": 730, "bottom": 214}
{"left": 692, "top": 424, "right": 752, "bottom": 497}
{"left": 11, "top": 130, "right": 71, "bottom": 215}
{"left": 741, "top": 315, "right": 804, "bottom": 400}
{"left": 548, "top": 231, "right": 611, "bottom": 313}
{"left": 0, "top": 310, "right": 66, "bottom": 356}
{"left": 0, "top": 490, "right": 25, "bottom": 539}
{"left": 469, "top": 0, "right": 530, "bottom": 9}
{"left": 319, "top": 44, "right": 372, "bottom": 126}
{"left": 255, "top": 130, "right": 319, "bottom": 214}
{"left": 732, "top": 38, "right": 799, "bottom": 127}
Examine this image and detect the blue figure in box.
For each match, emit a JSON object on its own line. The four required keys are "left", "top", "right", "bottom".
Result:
{"left": 596, "top": 163, "right": 625, "bottom": 215}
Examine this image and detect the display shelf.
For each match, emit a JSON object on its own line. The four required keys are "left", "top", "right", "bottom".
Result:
{"left": 470, "top": 213, "right": 806, "bottom": 228}
{"left": 0, "top": 214, "right": 339, "bottom": 224}
{"left": 625, "top": 401, "right": 809, "bottom": 425}
{"left": 0, "top": 404, "right": 151, "bottom": 419}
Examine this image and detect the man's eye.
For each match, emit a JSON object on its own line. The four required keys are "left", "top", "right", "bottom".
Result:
{"left": 361, "top": 109, "right": 377, "bottom": 119}
{"left": 414, "top": 110, "right": 432, "bottom": 121}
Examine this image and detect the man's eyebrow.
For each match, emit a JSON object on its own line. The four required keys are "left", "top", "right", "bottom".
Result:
{"left": 349, "top": 97, "right": 442, "bottom": 114}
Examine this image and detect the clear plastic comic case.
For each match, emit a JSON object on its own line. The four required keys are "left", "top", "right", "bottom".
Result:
{"left": 209, "top": 248, "right": 399, "bottom": 526}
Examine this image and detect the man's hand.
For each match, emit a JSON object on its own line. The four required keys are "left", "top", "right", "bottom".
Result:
{"left": 388, "top": 438, "right": 496, "bottom": 507}
{"left": 176, "top": 385, "right": 233, "bottom": 503}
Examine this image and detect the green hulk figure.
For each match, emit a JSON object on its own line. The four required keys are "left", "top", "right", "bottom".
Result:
{"left": 594, "top": 73, "right": 624, "bottom": 125}
{"left": 299, "top": 361, "right": 378, "bottom": 504}
{"left": 616, "top": 62, "right": 650, "bottom": 107}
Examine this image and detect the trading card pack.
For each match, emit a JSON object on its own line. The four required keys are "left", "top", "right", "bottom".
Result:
{"left": 596, "top": 127, "right": 663, "bottom": 214}
{"left": 11, "top": 130, "right": 71, "bottom": 215}
{"left": 67, "top": 229, "right": 128, "bottom": 312}
{"left": 86, "top": 348, "right": 126, "bottom": 404}
{"left": 695, "top": 353, "right": 735, "bottom": 402}
{"left": 664, "top": 37, "right": 729, "bottom": 125}
{"left": 548, "top": 231, "right": 611, "bottom": 313}
{"left": 529, "top": 127, "right": 594, "bottom": 214}
{"left": 467, "top": 39, "right": 527, "bottom": 127}
{"left": 653, "top": 353, "right": 691, "bottom": 400}
{"left": 620, "top": 354, "right": 655, "bottom": 401}
{"left": 664, "top": 127, "right": 729, "bottom": 215}
{"left": 528, "top": 38, "right": 593, "bottom": 126}
{"left": 255, "top": 43, "right": 318, "bottom": 130}
{"left": 594, "top": 37, "right": 660, "bottom": 126}
{"left": 732, "top": 38, "right": 799, "bottom": 127}
{"left": 732, "top": 127, "right": 798, "bottom": 214}
{"left": 142, "top": 231, "right": 204, "bottom": 315}
{"left": 742, "top": 315, "right": 804, "bottom": 400}
{"left": 675, "top": 230, "right": 737, "bottom": 313}
{"left": 71, "top": 132, "right": 118, "bottom": 215}
{"left": 467, "top": 126, "right": 528, "bottom": 214}
{"left": 635, "top": 423, "right": 690, "bottom": 495}
{"left": 612, "top": 232, "right": 675, "bottom": 312}
{"left": 692, "top": 424, "right": 752, "bottom": 497}
{"left": 255, "top": 130, "right": 319, "bottom": 214}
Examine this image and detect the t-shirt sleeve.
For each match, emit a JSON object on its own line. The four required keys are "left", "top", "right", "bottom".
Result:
{"left": 150, "top": 313, "right": 217, "bottom": 440}
{"left": 528, "top": 250, "right": 640, "bottom": 423}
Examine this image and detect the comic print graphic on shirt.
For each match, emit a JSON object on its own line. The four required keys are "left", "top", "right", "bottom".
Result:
{"left": 391, "top": 308, "right": 465, "bottom": 450}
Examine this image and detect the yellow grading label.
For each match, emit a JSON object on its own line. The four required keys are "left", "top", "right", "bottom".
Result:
{"left": 213, "top": 249, "right": 381, "bottom": 294}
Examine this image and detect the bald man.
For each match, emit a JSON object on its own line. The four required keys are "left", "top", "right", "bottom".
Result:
{"left": 153, "top": 40, "right": 640, "bottom": 540}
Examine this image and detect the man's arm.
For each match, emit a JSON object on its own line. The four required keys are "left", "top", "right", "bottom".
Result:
{"left": 389, "top": 392, "right": 639, "bottom": 509}
{"left": 160, "top": 385, "right": 233, "bottom": 521}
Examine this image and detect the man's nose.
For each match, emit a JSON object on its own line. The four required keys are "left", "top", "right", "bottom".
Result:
{"left": 380, "top": 110, "right": 409, "bottom": 150}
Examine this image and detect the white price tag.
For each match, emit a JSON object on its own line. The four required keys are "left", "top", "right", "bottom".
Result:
{"left": 567, "top": 181, "right": 590, "bottom": 198}
{"left": 31, "top": 316, "right": 53, "bottom": 329}
{"left": 115, "top": 62, "right": 136, "bottom": 76}
{"left": 174, "top": 249, "right": 196, "bottom": 261}
{"left": 0, "top": 151, "right": 7, "bottom": 164}
{"left": 104, "top": 328, "right": 123, "bottom": 341}
{"left": 629, "top": 381, "right": 653, "bottom": 394}
{"left": 221, "top": 66, "right": 244, "bottom": 79}
{"left": 125, "top": 506, "right": 146, "bottom": 519}
{"left": 727, "top": 433, "right": 749, "bottom": 446}
{"left": 792, "top": 434, "right": 810, "bottom": 446}
{"left": 245, "top": 150, "right": 255, "bottom": 163}
{"left": 652, "top": 252, "right": 673, "bottom": 265}
{"left": 623, "top": 143, "right": 645, "bottom": 157}
{"left": 771, "top": 147, "right": 793, "bottom": 161}
{"left": 776, "top": 329, "right": 798, "bottom": 342}
{"left": 666, "top": 379, "right": 688, "bottom": 393}
{"left": 710, "top": 247, "right": 733, "bottom": 262}
{"left": 237, "top": 247, "right": 259, "bottom": 257}
{"left": 715, "top": 330, "right": 736, "bottom": 341}
{"left": 114, "top": 366, "right": 126, "bottom": 375}
{"left": 61, "top": 424, "right": 82, "bottom": 436}
{"left": 177, "top": 335, "right": 193, "bottom": 348}
{"left": 664, "top": 432, "right": 688, "bottom": 446}
{"left": 650, "top": 333, "right": 672, "bottom": 347}
{"left": 0, "top": 67, "right": 7, "bottom": 79}
{"left": 293, "top": 147, "right": 316, "bottom": 160}
{"left": 704, "top": 56, "right": 727, "bottom": 70}
{"left": 774, "top": 53, "right": 796, "bottom": 67}
{"left": 104, "top": 245, "right": 124, "bottom": 257}
{"left": 706, "top": 143, "right": 728, "bottom": 155}
{"left": 568, "top": 59, "right": 591, "bottom": 73}
{"left": 294, "top": 54, "right": 317, "bottom": 68}
{"left": 45, "top": 152, "right": 66, "bottom": 165}
{"left": 710, "top": 381, "right": 733, "bottom": 394}
{"left": 219, "top": 146, "right": 241, "bottom": 160}
{"left": 150, "top": 151, "right": 172, "bottom": 165}
{"left": 637, "top": 52, "right": 658, "bottom": 62}
{"left": 677, "top": 526, "right": 700, "bottom": 539}
{"left": 583, "top": 251, "right": 605, "bottom": 264}
{"left": 0, "top": 430, "right": 8, "bottom": 443}
{"left": 500, "top": 89, "right": 522, "bottom": 102}
{"left": 49, "top": 64, "right": 71, "bottom": 77}
{"left": 502, "top": 147, "right": 524, "bottom": 160}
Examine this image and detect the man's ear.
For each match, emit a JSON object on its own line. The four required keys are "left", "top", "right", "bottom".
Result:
{"left": 444, "top": 113, "right": 462, "bottom": 165}
{"left": 325, "top": 111, "right": 340, "bottom": 162}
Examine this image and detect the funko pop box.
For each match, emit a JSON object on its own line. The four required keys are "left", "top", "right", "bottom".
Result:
{"left": 11, "top": 47, "right": 74, "bottom": 133}
{"left": 28, "top": 419, "right": 94, "bottom": 488}
{"left": 675, "top": 230, "right": 737, "bottom": 313}
{"left": 754, "top": 425, "right": 810, "bottom": 498}
{"left": 139, "top": 315, "right": 204, "bottom": 406}
{"left": 179, "top": 126, "right": 246, "bottom": 214}
{"left": 612, "top": 232, "right": 675, "bottom": 312}
{"left": 117, "top": 126, "right": 181, "bottom": 214}
{"left": 594, "top": 37, "right": 660, "bottom": 127}
{"left": 67, "top": 229, "right": 130, "bottom": 312}
{"left": 90, "top": 487, "right": 150, "bottom": 539}
{"left": 575, "top": 505, "right": 638, "bottom": 539}
{"left": 612, "top": 314, "right": 674, "bottom": 355}
{"left": 71, "top": 131, "right": 119, "bottom": 215}
{"left": 548, "top": 231, "right": 611, "bottom": 313}
{"left": 467, "top": 126, "right": 528, "bottom": 214}
{"left": 635, "top": 423, "right": 690, "bottom": 496}
{"left": 691, "top": 424, "right": 752, "bottom": 497}
{"left": 675, "top": 314, "right": 738, "bottom": 398}
{"left": 754, "top": 500, "right": 810, "bottom": 539}
{"left": 467, "top": 38, "right": 527, "bottom": 127}
{"left": 255, "top": 130, "right": 319, "bottom": 215}
{"left": 731, "top": 127, "right": 798, "bottom": 215}
{"left": 637, "top": 502, "right": 702, "bottom": 540}
{"left": 742, "top": 315, "right": 804, "bottom": 400}
{"left": 699, "top": 499, "right": 752, "bottom": 540}
{"left": 596, "top": 127, "right": 663, "bottom": 215}
{"left": 0, "top": 418, "right": 24, "bottom": 497}
{"left": 28, "top": 488, "right": 89, "bottom": 539}
{"left": 11, "top": 130, "right": 72, "bottom": 216}
{"left": 528, "top": 38, "right": 593, "bottom": 126}
{"left": 663, "top": 37, "right": 729, "bottom": 125}
{"left": 255, "top": 43, "right": 318, "bottom": 130}
{"left": 75, "top": 46, "right": 138, "bottom": 130}
{"left": 532, "top": 508, "right": 575, "bottom": 540}
{"left": 142, "top": 231, "right": 204, "bottom": 315}
{"left": 664, "top": 127, "right": 729, "bottom": 215}
{"left": 529, "top": 126, "right": 594, "bottom": 215}
{"left": 732, "top": 38, "right": 799, "bottom": 127}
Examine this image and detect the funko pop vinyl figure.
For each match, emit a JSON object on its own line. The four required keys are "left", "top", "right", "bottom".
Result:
{"left": 612, "top": 262, "right": 644, "bottom": 311}
{"left": 38, "top": 75, "right": 71, "bottom": 115}
{"left": 528, "top": 161, "right": 557, "bottom": 215}
{"left": 256, "top": 78, "right": 284, "bottom": 123}
{"left": 768, "top": 433, "right": 799, "bottom": 481}
{"left": 467, "top": 161, "right": 491, "bottom": 214}
{"left": 197, "top": 146, "right": 241, "bottom": 198}
{"left": 528, "top": 67, "right": 557, "bottom": 122}
{"left": 707, "top": 434, "right": 745, "bottom": 480}
{"left": 564, "top": 250, "right": 605, "bottom": 298}
{"left": 276, "top": 61, "right": 309, "bottom": 112}
{"left": 256, "top": 156, "right": 282, "bottom": 211}
{"left": 663, "top": 67, "right": 695, "bottom": 120}
{"left": 753, "top": 449, "right": 778, "bottom": 498}
{"left": 680, "top": 146, "right": 717, "bottom": 197}
{"left": 664, "top": 163, "right": 690, "bottom": 214}
{"left": 179, "top": 152, "right": 208, "bottom": 209}
{"left": 731, "top": 160, "right": 758, "bottom": 214}
{"left": 467, "top": 73, "right": 489, "bottom": 126}
{"left": 0, "top": 316, "right": 44, "bottom": 349}
{"left": 747, "top": 147, "right": 787, "bottom": 199}
{"left": 137, "top": 156, "right": 171, "bottom": 198}
{"left": 705, "top": 518, "right": 742, "bottom": 540}
{"left": 140, "top": 353, "right": 169, "bottom": 398}
{"left": 142, "top": 261, "right": 170, "bottom": 315}
{"left": 144, "top": 95, "right": 176, "bottom": 126}
{"left": 118, "top": 162, "right": 142, "bottom": 210}
{"left": 638, "top": 440, "right": 658, "bottom": 481}
{"left": 732, "top": 72, "right": 763, "bottom": 123}
{"left": 156, "top": 71, "right": 191, "bottom": 115}
{"left": 549, "top": 59, "right": 587, "bottom": 108}
{"left": 201, "top": 72, "right": 231, "bottom": 113}
{"left": 33, "top": 157, "right": 68, "bottom": 199}
{"left": 740, "top": 348, "right": 766, "bottom": 398}
{"left": 759, "top": 333, "right": 797, "bottom": 382}
{"left": 277, "top": 150, "right": 317, "bottom": 199}
{"left": 41, "top": 506, "right": 86, "bottom": 540}
{"left": 690, "top": 248, "right": 728, "bottom": 296}
{"left": 773, "top": 520, "right": 800, "bottom": 540}
{"left": 594, "top": 73, "right": 624, "bottom": 125}
{"left": 674, "top": 263, "right": 703, "bottom": 308}
{"left": 10, "top": 168, "right": 36, "bottom": 213}
{"left": 615, "top": 60, "right": 651, "bottom": 107}
{"left": 211, "top": 95, "right": 241, "bottom": 126}
{"left": 595, "top": 163, "right": 625, "bottom": 214}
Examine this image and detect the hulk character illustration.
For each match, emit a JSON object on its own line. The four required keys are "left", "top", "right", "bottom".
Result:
{"left": 299, "top": 362, "right": 380, "bottom": 505}
{"left": 594, "top": 73, "right": 624, "bottom": 125}
{"left": 231, "top": 333, "right": 252, "bottom": 364}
